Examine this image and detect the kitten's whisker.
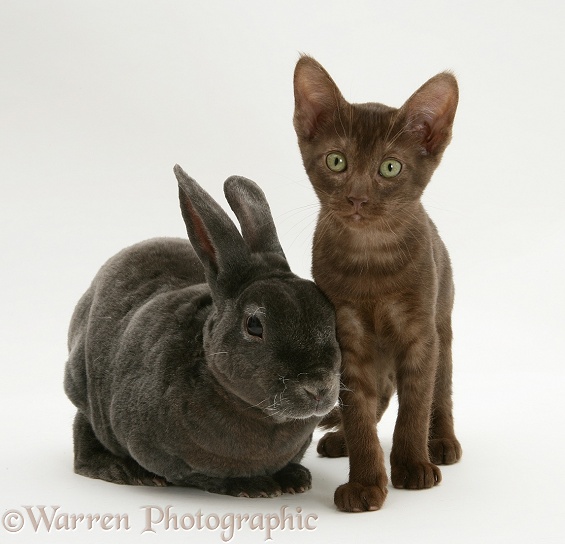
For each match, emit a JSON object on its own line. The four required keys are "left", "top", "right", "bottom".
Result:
{"left": 287, "top": 217, "right": 320, "bottom": 251}
{"left": 384, "top": 108, "right": 401, "bottom": 143}
{"left": 333, "top": 91, "right": 347, "bottom": 139}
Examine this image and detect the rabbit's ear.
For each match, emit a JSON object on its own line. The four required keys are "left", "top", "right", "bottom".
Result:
{"left": 174, "top": 165, "right": 251, "bottom": 294}
{"left": 223, "top": 176, "right": 289, "bottom": 269}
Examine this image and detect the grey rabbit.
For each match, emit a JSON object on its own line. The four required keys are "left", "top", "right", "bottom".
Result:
{"left": 64, "top": 165, "right": 341, "bottom": 498}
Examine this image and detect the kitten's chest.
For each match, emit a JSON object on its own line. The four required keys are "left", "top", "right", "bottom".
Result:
{"left": 313, "top": 222, "right": 431, "bottom": 301}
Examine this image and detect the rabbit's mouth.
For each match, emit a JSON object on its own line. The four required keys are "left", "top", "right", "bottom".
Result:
{"left": 263, "top": 380, "right": 339, "bottom": 422}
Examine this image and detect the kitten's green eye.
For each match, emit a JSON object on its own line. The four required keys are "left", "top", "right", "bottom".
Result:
{"left": 326, "top": 152, "right": 347, "bottom": 172}
{"left": 379, "top": 159, "right": 402, "bottom": 178}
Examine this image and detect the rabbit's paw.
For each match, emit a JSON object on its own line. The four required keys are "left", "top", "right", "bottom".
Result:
{"left": 391, "top": 460, "right": 442, "bottom": 489}
{"left": 76, "top": 456, "right": 168, "bottom": 487}
{"left": 429, "top": 437, "right": 462, "bottom": 465}
{"left": 317, "top": 430, "right": 348, "bottom": 457}
{"left": 80, "top": 456, "right": 169, "bottom": 487}
{"left": 212, "top": 476, "right": 283, "bottom": 498}
{"left": 334, "top": 481, "right": 388, "bottom": 512}
{"left": 273, "top": 463, "right": 312, "bottom": 494}
{"left": 73, "top": 412, "right": 168, "bottom": 487}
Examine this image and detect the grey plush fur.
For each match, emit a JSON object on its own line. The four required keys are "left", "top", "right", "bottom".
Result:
{"left": 64, "top": 165, "right": 341, "bottom": 498}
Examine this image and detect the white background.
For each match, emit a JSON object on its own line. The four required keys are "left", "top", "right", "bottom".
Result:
{"left": 1, "top": 0, "right": 564, "bottom": 542}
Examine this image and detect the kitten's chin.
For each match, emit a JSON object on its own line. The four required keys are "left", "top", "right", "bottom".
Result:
{"left": 328, "top": 209, "right": 374, "bottom": 227}
{"left": 342, "top": 213, "right": 369, "bottom": 226}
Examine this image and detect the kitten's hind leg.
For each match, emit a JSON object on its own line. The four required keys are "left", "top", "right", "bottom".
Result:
{"left": 428, "top": 318, "right": 462, "bottom": 465}
{"left": 317, "top": 405, "right": 347, "bottom": 457}
{"left": 317, "top": 428, "right": 348, "bottom": 457}
{"left": 72, "top": 411, "right": 168, "bottom": 486}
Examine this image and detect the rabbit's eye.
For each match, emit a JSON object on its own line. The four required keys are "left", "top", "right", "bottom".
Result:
{"left": 246, "top": 315, "right": 263, "bottom": 338}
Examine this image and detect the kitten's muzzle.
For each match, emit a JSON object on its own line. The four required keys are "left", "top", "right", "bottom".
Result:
{"left": 348, "top": 195, "right": 368, "bottom": 213}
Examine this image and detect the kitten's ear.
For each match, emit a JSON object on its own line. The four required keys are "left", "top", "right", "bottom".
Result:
{"left": 401, "top": 72, "right": 459, "bottom": 156}
{"left": 293, "top": 55, "right": 345, "bottom": 140}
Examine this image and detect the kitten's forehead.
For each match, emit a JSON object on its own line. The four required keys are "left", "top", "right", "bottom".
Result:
{"left": 351, "top": 102, "right": 399, "bottom": 129}
{"left": 344, "top": 102, "right": 403, "bottom": 158}
{"left": 330, "top": 100, "right": 399, "bottom": 136}
{"left": 355, "top": 101, "right": 396, "bottom": 115}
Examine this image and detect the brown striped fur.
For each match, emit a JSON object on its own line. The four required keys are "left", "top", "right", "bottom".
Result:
{"left": 293, "top": 56, "right": 462, "bottom": 512}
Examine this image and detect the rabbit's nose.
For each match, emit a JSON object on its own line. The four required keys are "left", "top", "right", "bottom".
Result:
{"left": 303, "top": 385, "right": 325, "bottom": 403}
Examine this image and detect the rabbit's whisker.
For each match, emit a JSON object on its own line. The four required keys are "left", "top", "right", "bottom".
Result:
{"left": 246, "top": 398, "right": 270, "bottom": 410}
{"left": 339, "top": 380, "right": 352, "bottom": 392}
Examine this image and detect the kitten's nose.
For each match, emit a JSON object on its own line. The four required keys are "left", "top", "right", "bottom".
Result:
{"left": 348, "top": 196, "right": 368, "bottom": 212}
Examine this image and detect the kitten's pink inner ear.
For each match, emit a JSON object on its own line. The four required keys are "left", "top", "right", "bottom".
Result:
{"left": 293, "top": 62, "right": 341, "bottom": 140}
{"left": 294, "top": 80, "right": 327, "bottom": 139}
{"left": 403, "top": 74, "right": 459, "bottom": 155}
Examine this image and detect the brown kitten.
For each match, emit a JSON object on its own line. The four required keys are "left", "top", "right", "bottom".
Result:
{"left": 293, "top": 56, "right": 462, "bottom": 512}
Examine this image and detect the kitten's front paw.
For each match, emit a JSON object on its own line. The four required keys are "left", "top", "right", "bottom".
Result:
{"left": 429, "top": 438, "right": 462, "bottom": 465}
{"left": 391, "top": 461, "right": 442, "bottom": 489}
{"left": 317, "top": 430, "right": 348, "bottom": 458}
{"left": 334, "top": 481, "right": 388, "bottom": 512}
{"left": 211, "top": 476, "right": 282, "bottom": 498}
{"left": 273, "top": 463, "right": 312, "bottom": 494}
